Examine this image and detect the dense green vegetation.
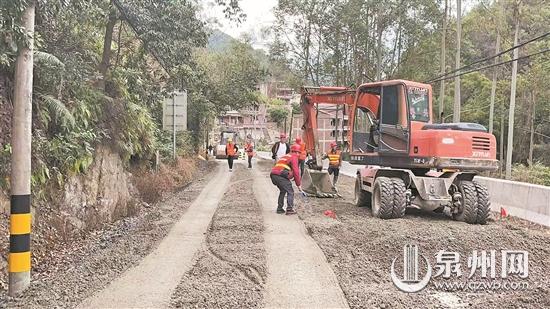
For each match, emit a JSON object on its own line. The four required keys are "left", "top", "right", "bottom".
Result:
{"left": 0, "top": 0, "right": 264, "bottom": 192}
{"left": 271, "top": 0, "right": 550, "bottom": 182}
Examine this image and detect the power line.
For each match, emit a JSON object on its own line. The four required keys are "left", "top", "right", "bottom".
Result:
{"left": 518, "top": 127, "right": 550, "bottom": 139}
{"left": 427, "top": 48, "right": 550, "bottom": 83}
{"left": 425, "top": 31, "right": 550, "bottom": 83}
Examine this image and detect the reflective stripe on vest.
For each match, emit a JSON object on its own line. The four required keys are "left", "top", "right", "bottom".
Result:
{"left": 328, "top": 151, "right": 341, "bottom": 166}
{"left": 276, "top": 154, "right": 292, "bottom": 170}
{"left": 275, "top": 163, "right": 290, "bottom": 170}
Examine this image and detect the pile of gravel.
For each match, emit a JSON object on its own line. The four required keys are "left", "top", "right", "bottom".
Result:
{"left": 295, "top": 174, "right": 550, "bottom": 308}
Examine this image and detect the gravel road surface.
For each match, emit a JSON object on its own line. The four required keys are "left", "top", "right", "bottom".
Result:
{"left": 80, "top": 163, "right": 231, "bottom": 308}
{"left": 294, "top": 172, "right": 550, "bottom": 309}
{"left": 254, "top": 160, "right": 349, "bottom": 308}
{"left": 170, "top": 164, "right": 267, "bottom": 308}
{"left": 2, "top": 157, "right": 548, "bottom": 309}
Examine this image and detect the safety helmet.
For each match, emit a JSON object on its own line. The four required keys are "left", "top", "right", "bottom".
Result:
{"left": 227, "top": 138, "right": 233, "bottom": 143}
{"left": 330, "top": 141, "right": 337, "bottom": 148}
{"left": 295, "top": 136, "right": 302, "bottom": 143}
{"left": 291, "top": 144, "right": 301, "bottom": 152}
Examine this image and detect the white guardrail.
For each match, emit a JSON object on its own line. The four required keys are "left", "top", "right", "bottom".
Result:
{"left": 257, "top": 152, "right": 550, "bottom": 227}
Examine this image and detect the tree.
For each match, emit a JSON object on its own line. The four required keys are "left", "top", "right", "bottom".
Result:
{"left": 270, "top": 0, "right": 550, "bottom": 183}
{"left": 453, "top": 0, "right": 462, "bottom": 123}
{"left": 269, "top": 106, "right": 289, "bottom": 129}
{"left": 438, "top": 0, "right": 448, "bottom": 122}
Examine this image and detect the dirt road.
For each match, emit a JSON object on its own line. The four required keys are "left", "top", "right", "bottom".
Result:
{"left": 1, "top": 160, "right": 219, "bottom": 308}
{"left": 253, "top": 161, "right": 349, "bottom": 308}
{"left": 170, "top": 165, "right": 266, "bottom": 308}
{"left": 2, "top": 158, "right": 549, "bottom": 308}
{"left": 79, "top": 163, "right": 231, "bottom": 308}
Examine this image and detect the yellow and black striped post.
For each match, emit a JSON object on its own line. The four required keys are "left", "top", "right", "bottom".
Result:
{"left": 9, "top": 195, "right": 31, "bottom": 294}
{"left": 9, "top": 1, "right": 35, "bottom": 296}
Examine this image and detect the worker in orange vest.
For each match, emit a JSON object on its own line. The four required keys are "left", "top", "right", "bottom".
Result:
{"left": 295, "top": 136, "right": 307, "bottom": 177}
{"left": 244, "top": 138, "right": 254, "bottom": 169}
{"left": 270, "top": 144, "right": 302, "bottom": 215}
{"left": 324, "top": 141, "right": 342, "bottom": 185}
{"left": 225, "top": 138, "right": 238, "bottom": 172}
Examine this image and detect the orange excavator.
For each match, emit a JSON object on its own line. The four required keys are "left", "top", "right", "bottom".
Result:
{"left": 300, "top": 80, "right": 498, "bottom": 224}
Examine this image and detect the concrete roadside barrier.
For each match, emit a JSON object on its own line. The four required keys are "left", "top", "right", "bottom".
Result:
{"left": 474, "top": 176, "right": 550, "bottom": 227}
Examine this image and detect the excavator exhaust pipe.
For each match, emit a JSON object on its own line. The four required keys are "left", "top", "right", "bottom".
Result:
{"left": 302, "top": 168, "right": 340, "bottom": 198}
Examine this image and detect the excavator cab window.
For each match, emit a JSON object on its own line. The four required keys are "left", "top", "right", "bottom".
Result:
{"left": 381, "top": 86, "right": 399, "bottom": 125}
{"left": 378, "top": 84, "right": 409, "bottom": 154}
{"left": 407, "top": 86, "right": 430, "bottom": 122}
{"left": 352, "top": 107, "right": 378, "bottom": 153}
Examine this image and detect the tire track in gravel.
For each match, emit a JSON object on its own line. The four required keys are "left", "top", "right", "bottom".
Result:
{"left": 170, "top": 163, "right": 267, "bottom": 308}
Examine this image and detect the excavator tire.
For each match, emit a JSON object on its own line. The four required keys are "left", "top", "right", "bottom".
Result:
{"left": 453, "top": 180, "right": 490, "bottom": 224}
{"left": 473, "top": 180, "right": 491, "bottom": 224}
{"left": 354, "top": 175, "right": 371, "bottom": 207}
{"left": 372, "top": 177, "right": 406, "bottom": 219}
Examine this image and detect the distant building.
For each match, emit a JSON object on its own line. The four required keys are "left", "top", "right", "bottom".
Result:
{"left": 218, "top": 103, "right": 267, "bottom": 140}
{"left": 290, "top": 104, "right": 350, "bottom": 152}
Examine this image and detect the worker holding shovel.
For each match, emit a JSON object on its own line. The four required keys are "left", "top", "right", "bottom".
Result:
{"left": 270, "top": 144, "right": 303, "bottom": 215}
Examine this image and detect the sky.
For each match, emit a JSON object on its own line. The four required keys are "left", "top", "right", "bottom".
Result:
{"left": 200, "top": 0, "right": 475, "bottom": 51}
{"left": 201, "top": 0, "right": 278, "bottom": 50}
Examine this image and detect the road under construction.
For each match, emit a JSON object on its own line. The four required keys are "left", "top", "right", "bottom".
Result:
{"left": 1, "top": 156, "right": 548, "bottom": 308}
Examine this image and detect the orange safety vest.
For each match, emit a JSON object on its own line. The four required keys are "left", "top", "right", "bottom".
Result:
{"left": 226, "top": 143, "right": 236, "bottom": 156}
{"left": 245, "top": 142, "right": 254, "bottom": 157}
{"left": 328, "top": 150, "right": 341, "bottom": 167}
{"left": 299, "top": 142, "right": 307, "bottom": 161}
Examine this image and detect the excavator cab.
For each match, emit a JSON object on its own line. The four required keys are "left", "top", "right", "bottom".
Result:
{"left": 348, "top": 80, "right": 498, "bottom": 171}
{"left": 351, "top": 82, "right": 423, "bottom": 157}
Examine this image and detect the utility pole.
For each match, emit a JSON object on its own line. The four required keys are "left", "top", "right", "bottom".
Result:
{"left": 500, "top": 109, "right": 505, "bottom": 176}
{"left": 9, "top": 1, "right": 35, "bottom": 296}
{"left": 289, "top": 109, "right": 294, "bottom": 141}
{"left": 439, "top": 0, "right": 448, "bottom": 122}
{"left": 453, "top": 0, "right": 462, "bottom": 123}
{"left": 172, "top": 95, "right": 176, "bottom": 160}
{"left": 506, "top": 16, "right": 520, "bottom": 179}
{"left": 528, "top": 91, "right": 536, "bottom": 167}
{"left": 341, "top": 106, "right": 345, "bottom": 147}
{"left": 489, "top": 32, "right": 501, "bottom": 134}
{"left": 335, "top": 105, "right": 340, "bottom": 144}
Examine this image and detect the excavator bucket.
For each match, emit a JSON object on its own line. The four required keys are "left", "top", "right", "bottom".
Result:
{"left": 301, "top": 168, "right": 340, "bottom": 198}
